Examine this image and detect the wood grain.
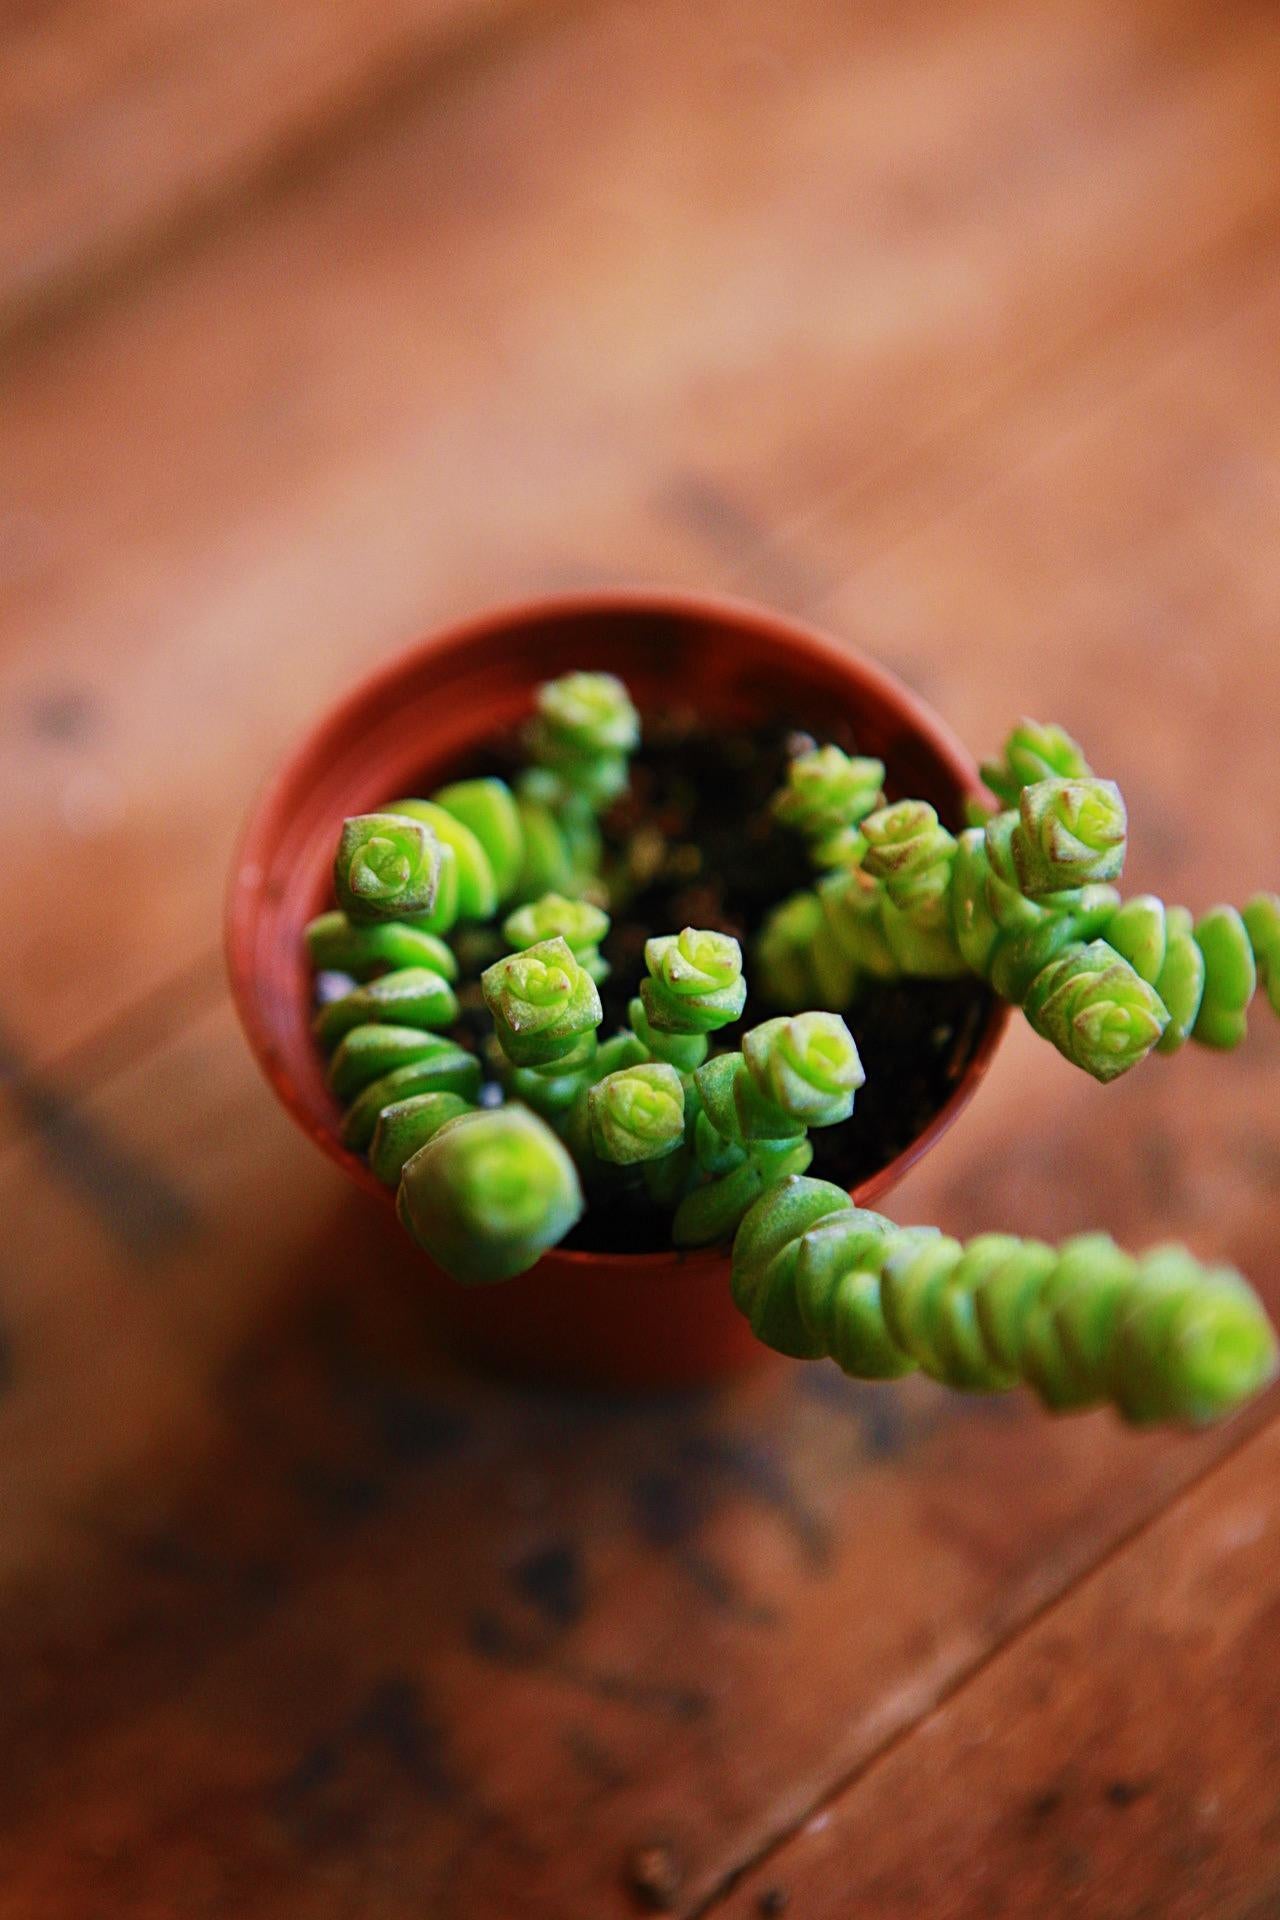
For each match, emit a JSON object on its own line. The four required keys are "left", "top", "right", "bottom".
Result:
{"left": 5, "top": 0, "right": 1280, "bottom": 1081}
{"left": 0, "top": 0, "right": 574, "bottom": 342}
{"left": 0, "top": 995, "right": 1274, "bottom": 1915}
{"left": 710, "top": 1417, "right": 1280, "bottom": 1920}
{"left": 4, "top": 1, "right": 1280, "bottom": 1912}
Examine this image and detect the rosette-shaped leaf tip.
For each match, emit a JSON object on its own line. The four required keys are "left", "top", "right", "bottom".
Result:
{"left": 503, "top": 893, "right": 611, "bottom": 981}
{"left": 773, "top": 745, "right": 885, "bottom": 844}
{"left": 481, "top": 935, "right": 603, "bottom": 1067}
{"left": 334, "top": 813, "right": 442, "bottom": 923}
{"left": 525, "top": 671, "right": 641, "bottom": 813}
{"left": 588, "top": 1062, "right": 686, "bottom": 1164}
{"left": 397, "top": 1105, "right": 583, "bottom": 1284}
{"left": 1023, "top": 940, "right": 1168, "bottom": 1082}
{"left": 1013, "top": 777, "right": 1128, "bottom": 896}
{"left": 980, "top": 718, "right": 1092, "bottom": 810}
{"left": 1129, "top": 1259, "right": 1279, "bottom": 1424}
{"left": 859, "top": 802, "right": 961, "bottom": 951}
{"left": 860, "top": 799, "right": 945, "bottom": 872}
{"left": 641, "top": 928, "right": 747, "bottom": 1034}
{"left": 535, "top": 671, "right": 640, "bottom": 755}
{"left": 742, "top": 1013, "right": 865, "bottom": 1127}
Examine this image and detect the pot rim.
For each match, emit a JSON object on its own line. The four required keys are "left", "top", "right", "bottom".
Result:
{"left": 226, "top": 585, "right": 1009, "bottom": 1275}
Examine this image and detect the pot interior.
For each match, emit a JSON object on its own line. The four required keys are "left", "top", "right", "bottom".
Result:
{"left": 228, "top": 594, "right": 1003, "bottom": 1218}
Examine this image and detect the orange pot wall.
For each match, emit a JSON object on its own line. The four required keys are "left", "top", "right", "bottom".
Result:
{"left": 227, "top": 590, "right": 1008, "bottom": 1388}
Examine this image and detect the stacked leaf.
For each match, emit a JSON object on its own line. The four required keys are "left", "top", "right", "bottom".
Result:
{"left": 761, "top": 726, "right": 1280, "bottom": 1083}
{"left": 731, "top": 1176, "right": 1276, "bottom": 1425}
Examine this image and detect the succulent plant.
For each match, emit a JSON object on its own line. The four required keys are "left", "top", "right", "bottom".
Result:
{"left": 369, "top": 1089, "right": 475, "bottom": 1186}
{"left": 311, "top": 966, "right": 459, "bottom": 1049}
{"left": 1244, "top": 893, "right": 1280, "bottom": 1012}
{"left": 500, "top": 1033, "right": 602, "bottom": 1123}
{"left": 339, "top": 1043, "right": 483, "bottom": 1152}
{"left": 741, "top": 1012, "right": 866, "bottom": 1128}
{"left": 430, "top": 777, "right": 526, "bottom": 902}
{"left": 626, "top": 989, "right": 711, "bottom": 1074}
{"left": 763, "top": 762, "right": 1280, "bottom": 1084}
{"left": 1020, "top": 939, "right": 1168, "bottom": 1081}
{"left": 298, "top": 668, "right": 1277, "bottom": 1432}
{"left": 327, "top": 1023, "right": 467, "bottom": 1104}
{"left": 731, "top": 1176, "right": 1276, "bottom": 1424}
{"left": 501, "top": 672, "right": 642, "bottom": 899}
{"left": 384, "top": 798, "right": 500, "bottom": 921}
{"left": 670, "top": 1012, "right": 862, "bottom": 1247}
{"left": 524, "top": 670, "right": 640, "bottom": 813}
{"left": 1010, "top": 776, "right": 1127, "bottom": 895}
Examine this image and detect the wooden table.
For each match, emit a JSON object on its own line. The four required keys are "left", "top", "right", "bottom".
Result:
{"left": 3, "top": 2, "right": 1279, "bottom": 1912}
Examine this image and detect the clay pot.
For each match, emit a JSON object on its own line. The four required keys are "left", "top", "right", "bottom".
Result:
{"left": 227, "top": 590, "right": 1006, "bottom": 1388}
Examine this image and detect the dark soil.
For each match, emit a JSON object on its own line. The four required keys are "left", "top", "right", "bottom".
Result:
{"left": 435, "top": 710, "right": 994, "bottom": 1254}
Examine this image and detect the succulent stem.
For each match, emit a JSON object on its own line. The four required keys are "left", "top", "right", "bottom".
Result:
{"left": 732, "top": 1176, "right": 1277, "bottom": 1424}
{"left": 759, "top": 753, "right": 1279, "bottom": 1081}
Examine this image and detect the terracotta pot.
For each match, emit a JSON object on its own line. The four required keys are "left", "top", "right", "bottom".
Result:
{"left": 227, "top": 589, "right": 1007, "bottom": 1389}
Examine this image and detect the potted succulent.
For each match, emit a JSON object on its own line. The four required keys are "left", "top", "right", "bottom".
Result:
{"left": 228, "top": 592, "right": 1277, "bottom": 1417}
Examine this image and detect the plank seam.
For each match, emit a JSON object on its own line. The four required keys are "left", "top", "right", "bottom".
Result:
{"left": 691, "top": 1396, "right": 1280, "bottom": 1917}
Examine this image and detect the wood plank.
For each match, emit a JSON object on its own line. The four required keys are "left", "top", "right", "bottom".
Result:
{"left": 5, "top": 0, "right": 1280, "bottom": 1081}
{"left": 812, "top": 250, "right": 1280, "bottom": 850}
{"left": 0, "top": 0, "right": 576, "bottom": 341}
{"left": 8, "top": 214, "right": 1280, "bottom": 1883}
{"left": 0, "top": 990, "right": 1274, "bottom": 1914}
{"left": 5, "top": 6, "right": 1280, "bottom": 1903}
{"left": 710, "top": 1416, "right": 1280, "bottom": 1920}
